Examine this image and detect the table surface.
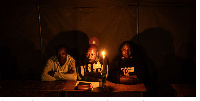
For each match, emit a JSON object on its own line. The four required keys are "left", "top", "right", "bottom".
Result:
{"left": 2, "top": 80, "right": 146, "bottom": 91}
{"left": 0, "top": 80, "right": 146, "bottom": 97}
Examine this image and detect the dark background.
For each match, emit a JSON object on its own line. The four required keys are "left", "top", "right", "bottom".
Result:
{"left": 0, "top": 0, "right": 196, "bottom": 95}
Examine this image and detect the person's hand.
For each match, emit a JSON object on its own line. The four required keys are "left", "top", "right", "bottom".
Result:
{"left": 61, "top": 70, "right": 75, "bottom": 74}
{"left": 68, "top": 69, "right": 75, "bottom": 74}
{"left": 48, "top": 70, "right": 55, "bottom": 77}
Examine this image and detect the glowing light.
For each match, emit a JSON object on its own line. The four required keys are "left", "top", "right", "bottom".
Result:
{"left": 92, "top": 41, "right": 96, "bottom": 44}
{"left": 102, "top": 51, "right": 105, "bottom": 58}
{"left": 89, "top": 37, "right": 99, "bottom": 46}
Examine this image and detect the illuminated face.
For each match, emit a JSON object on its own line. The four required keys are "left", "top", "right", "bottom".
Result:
{"left": 57, "top": 48, "right": 67, "bottom": 61}
{"left": 121, "top": 44, "right": 132, "bottom": 58}
{"left": 86, "top": 47, "right": 97, "bottom": 63}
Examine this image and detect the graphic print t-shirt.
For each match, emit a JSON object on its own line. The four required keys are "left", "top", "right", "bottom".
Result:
{"left": 119, "top": 58, "right": 136, "bottom": 76}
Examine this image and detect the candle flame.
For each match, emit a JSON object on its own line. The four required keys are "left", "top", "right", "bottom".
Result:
{"left": 102, "top": 51, "right": 105, "bottom": 58}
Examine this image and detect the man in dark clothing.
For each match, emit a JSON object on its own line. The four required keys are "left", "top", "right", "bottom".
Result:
{"left": 78, "top": 44, "right": 109, "bottom": 81}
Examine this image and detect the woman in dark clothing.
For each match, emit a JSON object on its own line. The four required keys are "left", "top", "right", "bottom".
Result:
{"left": 108, "top": 41, "right": 149, "bottom": 86}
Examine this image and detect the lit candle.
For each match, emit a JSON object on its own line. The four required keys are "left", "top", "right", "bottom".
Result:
{"left": 101, "top": 51, "right": 106, "bottom": 91}
{"left": 102, "top": 51, "right": 105, "bottom": 67}
{"left": 102, "top": 51, "right": 105, "bottom": 73}
{"left": 102, "top": 51, "right": 105, "bottom": 59}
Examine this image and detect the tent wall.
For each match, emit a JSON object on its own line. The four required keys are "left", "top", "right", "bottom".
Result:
{"left": 40, "top": 1, "right": 138, "bottom": 62}
{"left": 0, "top": 0, "right": 195, "bottom": 85}
{"left": 137, "top": 1, "right": 196, "bottom": 84}
{"left": 0, "top": 1, "right": 42, "bottom": 80}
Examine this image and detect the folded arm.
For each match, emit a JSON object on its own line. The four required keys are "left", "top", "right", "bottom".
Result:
{"left": 41, "top": 59, "right": 57, "bottom": 81}
{"left": 54, "top": 71, "right": 77, "bottom": 81}
{"left": 54, "top": 56, "right": 77, "bottom": 81}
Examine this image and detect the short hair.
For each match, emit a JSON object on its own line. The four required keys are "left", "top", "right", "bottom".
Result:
{"left": 56, "top": 45, "right": 69, "bottom": 54}
{"left": 119, "top": 41, "right": 134, "bottom": 50}
{"left": 87, "top": 44, "right": 98, "bottom": 53}
{"left": 119, "top": 41, "right": 139, "bottom": 56}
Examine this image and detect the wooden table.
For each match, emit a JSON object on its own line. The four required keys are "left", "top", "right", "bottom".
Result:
{"left": 0, "top": 80, "right": 66, "bottom": 97}
{"left": 0, "top": 80, "right": 146, "bottom": 97}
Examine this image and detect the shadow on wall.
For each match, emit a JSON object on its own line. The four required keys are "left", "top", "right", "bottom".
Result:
{"left": 0, "top": 38, "right": 43, "bottom": 81}
{"left": 178, "top": 42, "right": 196, "bottom": 84}
{"left": 44, "top": 30, "right": 89, "bottom": 66}
{"left": 131, "top": 28, "right": 182, "bottom": 96}
{"left": 0, "top": 46, "right": 20, "bottom": 80}
{"left": 178, "top": 30, "right": 196, "bottom": 85}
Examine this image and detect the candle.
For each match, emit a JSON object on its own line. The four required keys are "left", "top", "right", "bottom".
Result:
{"left": 102, "top": 51, "right": 105, "bottom": 59}
{"left": 102, "top": 51, "right": 105, "bottom": 71}
{"left": 101, "top": 51, "right": 106, "bottom": 91}
{"left": 102, "top": 51, "right": 105, "bottom": 66}
{"left": 102, "top": 51, "right": 107, "bottom": 73}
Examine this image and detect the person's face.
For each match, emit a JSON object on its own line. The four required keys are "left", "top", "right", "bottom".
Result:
{"left": 57, "top": 48, "right": 67, "bottom": 61}
{"left": 86, "top": 47, "right": 97, "bottom": 63}
{"left": 121, "top": 44, "right": 132, "bottom": 58}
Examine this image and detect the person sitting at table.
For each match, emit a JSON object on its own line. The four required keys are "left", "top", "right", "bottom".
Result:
{"left": 86, "top": 44, "right": 99, "bottom": 63}
{"left": 41, "top": 45, "right": 77, "bottom": 81}
{"left": 78, "top": 44, "right": 109, "bottom": 81}
{"left": 108, "top": 41, "right": 148, "bottom": 85}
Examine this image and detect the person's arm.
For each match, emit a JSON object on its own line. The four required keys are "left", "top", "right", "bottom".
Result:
{"left": 41, "top": 59, "right": 57, "bottom": 81}
{"left": 107, "top": 55, "right": 121, "bottom": 83}
{"left": 54, "top": 71, "right": 77, "bottom": 81}
{"left": 54, "top": 56, "right": 77, "bottom": 81}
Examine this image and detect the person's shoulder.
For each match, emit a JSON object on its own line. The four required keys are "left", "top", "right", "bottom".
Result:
{"left": 113, "top": 54, "right": 122, "bottom": 61}
{"left": 67, "top": 54, "right": 75, "bottom": 61}
{"left": 48, "top": 56, "right": 58, "bottom": 62}
{"left": 110, "top": 54, "right": 122, "bottom": 66}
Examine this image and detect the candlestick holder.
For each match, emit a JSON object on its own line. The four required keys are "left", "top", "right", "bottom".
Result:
{"left": 101, "top": 72, "right": 106, "bottom": 92}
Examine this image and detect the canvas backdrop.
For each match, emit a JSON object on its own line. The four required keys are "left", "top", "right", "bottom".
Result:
{"left": 0, "top": 0, "right": 195, "bottom": 84}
